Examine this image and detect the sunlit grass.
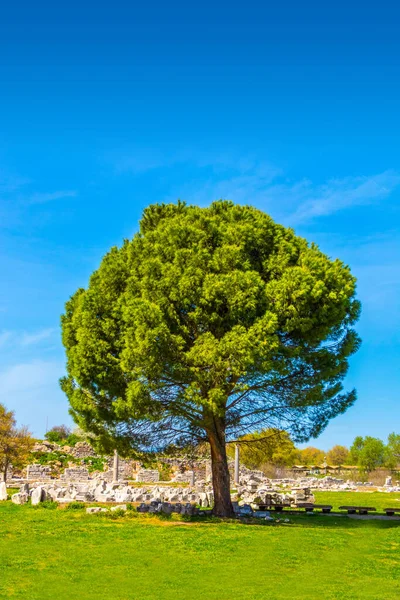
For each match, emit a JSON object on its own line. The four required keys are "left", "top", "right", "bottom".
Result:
{"left": 1, "top": 492, "right": 399, "bottom": 599}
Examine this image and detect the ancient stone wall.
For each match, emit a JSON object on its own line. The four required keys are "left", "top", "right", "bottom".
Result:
{"left": 61, "top": 467, "right": 90, "bottom": 481}
{"left": 136, "top": 469, "right": 160, "bottom": 483}
{"left": 72, "top": 442, "right": 97, "bottom": 459}
{"left": 26, "top": 464, "right": 52, "bottom": 481}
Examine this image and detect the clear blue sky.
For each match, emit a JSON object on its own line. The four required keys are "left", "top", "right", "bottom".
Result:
{"left": 1, "top": 2, "right": 399, "bottom": 448}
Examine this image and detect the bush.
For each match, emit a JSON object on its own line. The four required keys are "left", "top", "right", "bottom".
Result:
{"left": 45, "top": 430, "right": 63, "bottom": 443}
{"left": 30, "top": 501, "right": 58, "bottom": 510}
{"left": 83, "top": 456, "right": 107, "bottom": 473}
{"left": 66, "top": 433, "right": 80, "bottom": 446}
{"left": 65, "top": 501, "right": 86, "bottom": 510}
{"left": 44, "top": 425, "right": 72, "bottom": 443}
{"left": 102, "top": 508, "right": 126, "bottom": 519}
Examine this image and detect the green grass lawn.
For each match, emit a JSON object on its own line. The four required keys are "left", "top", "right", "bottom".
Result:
{"left": 314, "top": 490, "right": 400, "bottom": 512}
{"left": 1, "top": 494, "right": 399, "bottom": 600}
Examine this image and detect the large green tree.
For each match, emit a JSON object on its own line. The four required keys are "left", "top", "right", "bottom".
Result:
{"left": 61, "top": 200, "right": 360, "bottom": 516}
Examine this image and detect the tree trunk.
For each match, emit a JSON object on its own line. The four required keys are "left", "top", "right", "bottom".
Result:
{"left": 2, "top": 460, "right": 8, "bottom": 484}
{"left": 207, "top": 421, "right": 234, "bottom": 518}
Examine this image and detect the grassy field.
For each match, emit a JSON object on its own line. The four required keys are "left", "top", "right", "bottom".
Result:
{"left": 314, "top": 490, "right": 400, "bottom": 512}
{"left": 1, "top": 493, "right": 400, "bottom": 600}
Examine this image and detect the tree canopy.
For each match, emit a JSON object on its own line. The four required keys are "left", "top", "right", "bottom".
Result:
{"left": 326, "top": 444, "right": 350, "bottom": 466}
{"left": 61, "top": 200, "right": 360, "bottom": 515}
{"left": 45, "top": 425, "right": 72, "bottom": 443}
{"left": 349, "top": 436, "right": 387, "bottom": 473}
{"left": 298, "top": 446, "right": 326, "bottom": 466}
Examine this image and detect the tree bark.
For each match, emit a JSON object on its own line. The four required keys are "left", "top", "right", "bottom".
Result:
{"left": 207, "top": 420, "right": 234, "bottom": 517}
{"left": 2, "top": 460, "right": 8, "bottom": 484}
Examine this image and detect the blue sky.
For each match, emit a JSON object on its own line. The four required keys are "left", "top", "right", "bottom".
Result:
{"left": 1, "top": 2, "right": 399, "bottom": 448}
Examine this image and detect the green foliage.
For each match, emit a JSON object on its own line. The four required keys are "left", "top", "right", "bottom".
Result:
{"left": 298, "top": 446, "right": 325, "bottom": 465}
{"left": 349, "top": 436, "right": 387, "bottom": 473}
{"left": 60, "top": 200, "right": 361, "bottom": 514}
{"left": 29, "top": 451, "right": 79, "bottom": 476}
{"left": 66, "top": 433, "right": 80, "bottom": 446}
{"left": 29, "top": 500, "right": 58, "bottom": 510}
{"left": 61, "top": 201, "right": 360, "bottom": 447}
{"left": 157, "top": 462, "right": 173, "bottom": 481}
{"left": 65, "top": 501, "right": 86, "bottom": 510}
{"left": 44, "top": 430, "right": 63, "bottom": 443}
{"left": 45, "top": 425, "right": 72, "bottom": 443}
{"left": 0, "top": 403, "right": 34, "bottom": 482}
{"left": 102, "top": 508, "right": 126, "bottom": 519}
{"left": 386, "top": 433, "right": 400, "bottom": 469}
{"left": 82, "top": 456, "right": 107, "bottom": 473}
{"left": 227, "top": 429, "right": 298, "bottom": 469}
{"left": 326, "top": 444, "right": 349, "bottom": 465}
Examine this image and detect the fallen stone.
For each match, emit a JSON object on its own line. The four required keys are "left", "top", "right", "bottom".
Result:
{"left": 31, "top": 486, "right": 45, "bottom": 505}
{"left": 111, "top": 504, "right": 127, "bottom": 512}
{"left": 11, "top": 492, "right": 28, "bottom": 505}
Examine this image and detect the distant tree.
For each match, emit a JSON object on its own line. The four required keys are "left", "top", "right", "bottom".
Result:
{"left": 326, "top": 445, "right": 349, "bottom": 465}
{"left": 45, "top": 425, "right": 71, "bottom": 443}
{"left": 349, "top": 435, "right": 364, "bottom": 464}
{"left": 349, "top": 436, "right": 386, "bottom": 473}
{"left": 227, "top": 429, "right": 299, "bottom": 470}
{"left": 0, "top": 403, "right": 34, "bottom": 482}
{"left": 386, "top": 433, "right": 400, "bottom": 469}
{"left": 61, "top": 200, "right": 361, "bottom": 516}
{"left": 299, "top": 446, "right": 325, "bottom": 465}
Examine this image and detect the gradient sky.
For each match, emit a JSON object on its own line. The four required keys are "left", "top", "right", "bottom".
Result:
{"left": 1, "top": 2, "right": 399, "bottom": 448}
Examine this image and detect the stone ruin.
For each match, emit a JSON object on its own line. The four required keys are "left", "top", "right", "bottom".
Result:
{"left": 136, "top": 469, "right": 160, "bottom": 483}
{"left": 171, "top": 470, "right": 195, "bottom": 485}
{"left": 4, "top": 464, "right": 400, "bottom": 515}
{"left": 60, "top": 467, "right": 90, "bottom": 481}
{"left": 72, "top": 441, "right": 97, "bottom": 459}
{"left": 26, "top": 464, "right": 52, "bottom": 481}
{"left": 160, "top": 457, "right": 208, "bottom": 481}
{"left": 104, "top": 457, "right": 139, "bottom": 480}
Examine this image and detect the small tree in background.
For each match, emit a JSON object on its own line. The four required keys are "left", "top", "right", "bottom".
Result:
{"left": 227, "top": 429, "right": 299, "bottom": 470}
{"left": 0, "top": 403, "right": 34, "bottom": 482}
{"left": 61, "top": 201, "right": 361, "bottom": 516}
{"left": 326, "top": 444, "right": 349, "bottom": 465}
{"left": 386, "top": 433, "right": 400, "bottom": 470}
{"left": 45, "top": 424, "right": 72, "bottom": 443}
{"left": 298, "top": 446, "right": 325, "bottom": 465}
{"left": 349, "top": 436, "right": 386, "bottom": 473}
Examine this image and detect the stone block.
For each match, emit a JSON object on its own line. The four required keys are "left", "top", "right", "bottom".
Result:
{"left": 27, "top": 464, "right": 52, "bottom": 481}
{"left": 31, "top": 487, "right": 45, "bottom": 505}
{"left": 11, "top": 492, "right": 28, "bottom": 505}
{"left": 0, "top": 482, "right": 8, "bottom": 501}
{"left": 136, "top": 469, "right": 160, "bottom": 483}
{"left": 86, "top": 507, "right": 108, "bottom": 514}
